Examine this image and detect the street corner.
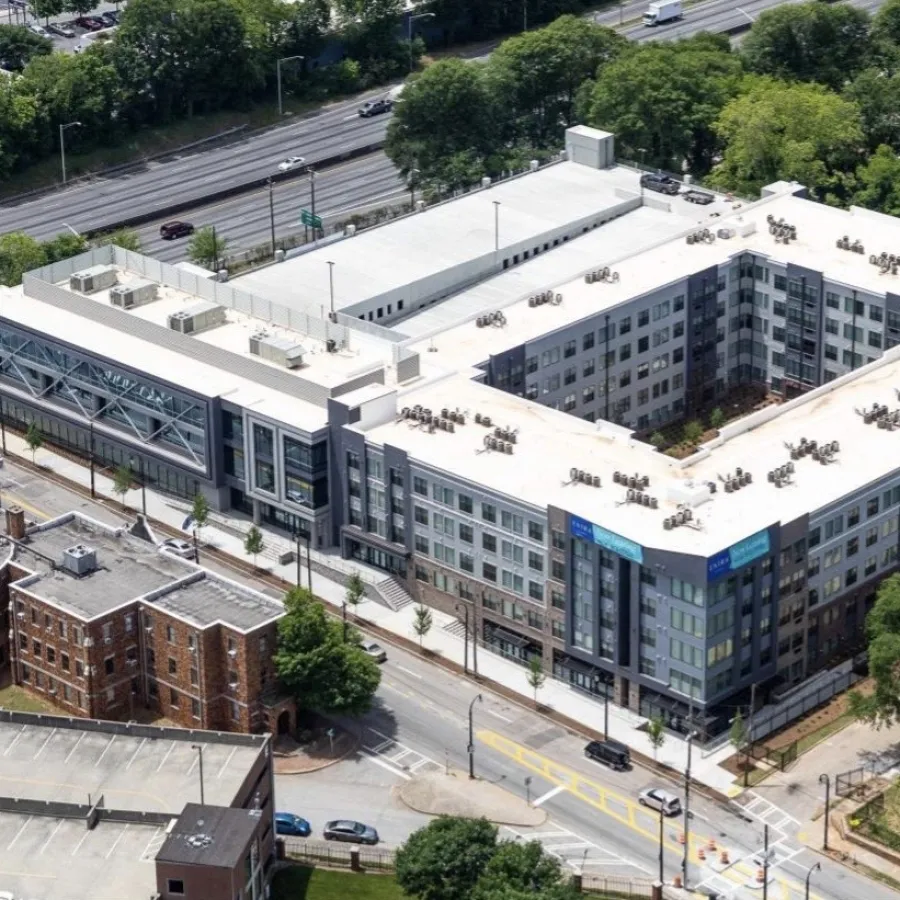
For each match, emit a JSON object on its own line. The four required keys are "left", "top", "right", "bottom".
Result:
{"left": 725, "top": 783, "right": 745, "bottom": 799}
{"left": 273, "top": 723, "right": 361, "bottom": 775}
{"left": 398, "top": 770, "right": 549, "bottom": 828}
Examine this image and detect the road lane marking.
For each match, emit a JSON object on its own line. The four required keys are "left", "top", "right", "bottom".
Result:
{"left": 533, "top": 785, "right": 567, "bottom": 807}
{"left": 395, "top": 665, "right": 422, "bottom": 679}
{"left": 485, "top": 709, "right": 513, "bottom": 723}
{"left": 362, "top": 750, "right": 412, "bottom": 781}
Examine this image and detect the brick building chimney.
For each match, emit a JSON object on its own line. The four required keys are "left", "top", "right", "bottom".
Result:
{"left": 6, "top": 506, "right": 25, "bottom": 541}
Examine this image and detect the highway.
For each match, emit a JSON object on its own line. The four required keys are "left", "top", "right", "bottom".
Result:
{"left": 137, "top": 152, "right": 407, "bottom": 263}
{"left": 4, "top": 459, "right": 895, "bottom": 900}
{"left": 0, "top": 89, "right": 396, "bottom": 242}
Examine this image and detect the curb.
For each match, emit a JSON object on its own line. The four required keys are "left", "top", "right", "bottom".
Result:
{"left": 274, "top": 731, "right": 361, "bottom": 776}
{"left": 397, "top": 775, "right": 549, "bottom": 828}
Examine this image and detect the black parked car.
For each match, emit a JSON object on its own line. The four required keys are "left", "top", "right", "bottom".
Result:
{"left": 640, "top": 172, "right": 680, "bottom": 196}
{"left": 584, "top": 739, "right": 631, "bottom": 771}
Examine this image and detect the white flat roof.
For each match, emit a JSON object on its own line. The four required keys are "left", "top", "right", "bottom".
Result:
{"left": 363, "top": 347, "right": 900, "bottom": 556}
{"left": 230, "top": 161, "right": 657, "bottom": 314}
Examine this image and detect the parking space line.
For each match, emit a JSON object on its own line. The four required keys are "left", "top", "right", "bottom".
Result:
{"left": 156, "top": 740, "right": 177, "bottom": 772}
{"left": 94, "top": 734, "right": 116, "bottom": 767}
{"left": 39, "top": 819, "right": 64, "bottom": 855}
{"left": 125, "top": 738, "right": 146, "bottom": 770}
{"left": 3, "top": 724, "right": 26, "bottom": 756}
{"left": 217, "top": 746, "right": 238, "bottom": 779}
{"left": 71, "top": 828, "right": 91, "bottom": 856}
{"left": 105, "top": 824, "right": 129, "bottom": 858}
{"left": 7, "top": 817, "right": 30, "bottom": 850}
{"left": 64, "top": 731, "right": 85, "bottom": 763}
{"left": 33, "top": 727, "right": 56, "bottom": 760}
{"left": 187, "top": 748, "right": 202, "bottom": 775}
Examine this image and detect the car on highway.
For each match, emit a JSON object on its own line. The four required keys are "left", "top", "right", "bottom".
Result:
{"left": 27, "top": 22, "right": 51, "bottom": 37}
{"left": 323, "top": 820, "right": 379, "bottom": 844}
{"left": 275, "top": 812, "right": 311, "bottom": 837}
{"left": 159, "top": 220, "right": 195, "bottom": 240}
{"left": 638, "top": 787, "right": 682, "bottom": 816}
{"left": 74, "top": 15, "right": 105, "bottom": 30}
{"left": 47, "top": 21, "right": 76, "bottom": 37}
{"left": 361, "top": 640, "right": 387, "bottom": 663}
{"left": 160, "top": 538, "right": 195, "bottom": 559}
{"left": 358, "top": 98, "right": 392, "bottom": 118}
{"left": 277, "top": 156, "right": 306, "bottom": 172}
{"left": 584, "top": 739, "right": 631, "bottom": 771}
{"left": 640, "top": 172, "right": 680, "bottom": 196}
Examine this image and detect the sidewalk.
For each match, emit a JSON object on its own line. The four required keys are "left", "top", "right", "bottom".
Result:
{"left": 5, "top": 434, "right": 735, "bottom": 795}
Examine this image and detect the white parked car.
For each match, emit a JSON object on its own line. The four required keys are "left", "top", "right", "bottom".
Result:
{"left": 28, "top": 22, "right": 50, "bottom": 36}
{"left": 160, "top": 538, "right": 195, "bottom": 559}
{"left": 277, "top": 156, "right": 306, "bottom": 172}
{"left": 638, "top": 787, "right": 682, "bottom": 816}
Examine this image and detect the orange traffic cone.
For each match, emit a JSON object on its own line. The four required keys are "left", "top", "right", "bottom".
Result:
{"left": 673, "top": 874, "right": 683, "bottom": 888}
{"left": 756, "top": 868, "right": 765, "bottom": 883}
{"left": 707, "top": 838, "right": 717, "bottom": 851}
{"left": 678, "top": 832, "right": 686, "bottom": 845}
{"left": 719, "top": 849, "right": 730, "bottom": 865}
{"left": 698, "top": 847, "right": 706, "bottom": 861}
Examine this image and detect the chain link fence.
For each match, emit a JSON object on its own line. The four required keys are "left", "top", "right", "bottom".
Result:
{"left": 282, "top": 838, "right": 395, "bottom": 871}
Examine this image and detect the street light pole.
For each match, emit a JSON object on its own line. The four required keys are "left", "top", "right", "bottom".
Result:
{"left": 819, "top": 774, "right": 831, "bottom": 851}
{"left": 295, "top": 530, "right": 302, "bottom": 587}
{"left": 682, "top": 730, "right": 694, "bottom": 889}
{"left": 191, "top": 744, "right": 205, "bottom": 805}
{"left": 309, "top": 166, "right": 317, "bottom": 226}
{"left": 88, "top": 419, "right": 95, "bottom": 499}
{"left": 456, "top": 602, "right": 469, "bottom": 675}
{"left": 326, "top": 260, "right": 335, "bottom": 319}
{"left": 276, "top": 55, "right": 304, "bottom": 117}
{"left": 59, "top": 121, "right": 81, "bottom": 185}
{"left": 408, "top": 12, "right": 435, "bottom": 71}
{"left": 804, "top": 862, "right": 821, "bottom": 900}
{"left": 604, "top": 684, "right": 609, "bottom": 740}
{"left": 267, "top": 177, "right": 276, "bottom": 256}
{"left": 657, "top": 805, "right": 665, "bottom": 885}
{"left": 468, "top": 693, "right": 483, "bottom": 779}
{"left": 762, "top": 824, "right": 769, "bottom": 900}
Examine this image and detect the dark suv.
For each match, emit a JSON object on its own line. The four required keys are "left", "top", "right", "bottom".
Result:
{"left": 159, "top": 221, "right": 195, "bottom": 240}
{"left": 640, "top": 172, "right": 680, "bottom": 196}
{"left": 358, "top": 98, "right": 392, "bottom": 118}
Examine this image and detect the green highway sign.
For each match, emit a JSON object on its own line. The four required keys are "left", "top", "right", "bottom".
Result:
{"left": 300, "top": 209, "right": 322, "bottom": 229}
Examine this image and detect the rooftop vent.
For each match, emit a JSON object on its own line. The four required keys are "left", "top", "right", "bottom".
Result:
{"left": 686, "top": 229, "right": 714, "bottom": 245}
{"left": 61, "top": 544, "right": 97, "bottom": 576}
{"left": 585, "top": 267, "right": 619, "bottom": 284}
{"left": 248, "top": 332, "right": 306, "bottom": 369}
{"left": 476, "top": 311, "right": 507, "bottom": 328}
{"left": 167, "top": 301, "right": 226, "bottom": 335}
{"left": 69, "top": 264, "right": 118, "bottom": 294}
{"left": 528, "top": 290, "right": 563, "bottom": 307}
{"left": 767, "top": 215, "right": 797, "bottom": 244}
{"left": 185, "top": 834, "right": 213, "bottom": 849}
{"left": 568, "top": 468, "right": 601, "bottom": 488}
{"left": 871, "top": 252, "right": 899, "bottom": 275}
{"left": 836, "top": 235, "right": 864, "bottom": 254}
{"left": 109, "top": 278, "right": 159, "bottom": 310}
{"left": 612, "top": 470, "right": 650, "bottom": 489}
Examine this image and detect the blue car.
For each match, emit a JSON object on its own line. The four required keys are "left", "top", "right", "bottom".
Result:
{"left": 275, "top": 812, "right": 311, "bottom": 837}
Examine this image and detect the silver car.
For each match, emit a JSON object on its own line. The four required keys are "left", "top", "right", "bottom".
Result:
{"left": 323, "top": 819, "right": 379, "bottom": 844}
{"left": 160, "top": 538, "right": 195, "bottom": 559}
{"left": 638, "top": 787, "right": 682, "bottom": 816}
{"left": 361, "top": 640, "right": 387, "bottom": 663}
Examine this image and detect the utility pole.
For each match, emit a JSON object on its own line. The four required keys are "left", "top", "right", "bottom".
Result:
{"left": 267, "top": 177, "right": 276, "bottom": 256}
{"left": 456, "top": 603, "right": 470, "bottom": 675}
{"left": 60, "top": 121, "right": 81, "bottom": 185}
{"left": 309, "top": 167, "right": 317, "bottom": 231}
{"left": 683, "top": 729, "right": 694, "bottom": 889}
{"left": 658, "top": 806, "right": 665, "bottom": 885}
{"left": 762, "top": 824, "right": 769, "bottom": 900}
{"left": 468, "top": 693, "right": 483, "bottom": 779}
{"left": 88, "top": 419, "right": 95, "bottom": 498}
{"left": 819, "top": 774, "right": 831, "bottom": 851}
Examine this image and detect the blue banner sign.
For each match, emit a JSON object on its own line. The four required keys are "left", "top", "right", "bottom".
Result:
{"left": 707, "top": 529, "right": 771, "bottom": 580}
{"left": 570, "top": 515, "right": 644, "bottom": 564}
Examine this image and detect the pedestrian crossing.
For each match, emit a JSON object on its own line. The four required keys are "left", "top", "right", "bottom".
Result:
{"left": 737, "top": 791, "right": 802, "bottom": 838}
{"left": 361, "top": 727, "right": 444, "bottom": 776}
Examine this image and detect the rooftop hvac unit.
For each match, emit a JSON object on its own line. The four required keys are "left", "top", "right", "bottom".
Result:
{"left": 69, "top": 264, "right": 118, "bottom": 294}
{"left": 167, "top": 301, "right": 226, "bottom": 335}
{"left": 109, "top": 278, "right": 159, "bottom": 309}
{"left": 664, "top": 517, "right": 673, "bottom": 530}
{"left": 61, "top": 544, "right": 97, "bottom": 576}
{"left": 504, "top": 442, "right": 513, "bottom": 455}
{"left": 482, "top": 416, "right": 492, "bottom": 427}
{"left": 570, "top": 467, "right": 578, "bottom": 481}
{"left": 592, "top": 475, "right": 601, "bottom": 488}
{"left": 717, "top": 228, "right": 736, "bottom": 240}
{"left": 248, "top": 333, "right": 306, "bottom": 369}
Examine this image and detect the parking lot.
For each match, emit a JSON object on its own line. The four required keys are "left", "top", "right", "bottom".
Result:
{"left": 0, "top": 811, "right": 160, "bottom": 900}
{"left": 0, "top": 720, "right": 262, "bottom": 812}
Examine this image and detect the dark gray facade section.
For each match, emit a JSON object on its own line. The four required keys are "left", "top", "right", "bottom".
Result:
{"left": 784, "top": 263, "right": 823, "bottom": 392}
{"left": 486, "top": 345, "right": 526, "bottom": 397}
{"left": 685, "top": 265, "right": 720, "bottom": 414}
{"left": 326, "top": 398, "right": 353, "bottom": 545}
{"left": 383, "top": 442, "right": 413, "bottom": 556}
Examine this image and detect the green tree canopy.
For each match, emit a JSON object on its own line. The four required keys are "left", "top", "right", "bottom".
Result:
{"left": 584, "top": 37, "right": 743, "bottom": 173}
{"left": 0, "top": 232, "right": 46, "bottom": 286}
{"left": 93, "top": 228, "right": 143, "bottom": 252}
{"left": 188, "top": 226, "right": 228, "bottom": 269}
{"left": 709, "top": 77, "right": 863, "bottom": 201}
{"left": 0, "top": 25, "right": 52, "bottom": 71}
{"left": 851, "top": 145, "right": 900, "bottom": 216}
{"left": 850, "top": 573, "right": 900, "bottom": 727}
{"left": 42, "top": 231, "right": 88, "bottom": 263}
{"left": 395, "top": 817, "right": 498, "bottom": 900}
{"left": 472, "top": 841, "right": 578, "bottom": 900}
{"left": 844, "top": 68, "right": 900, "bottom": 152}
{"left": 274, "top": 587, "right": 381, "bottom": 716}
{"left": 741, "top": 3, "right": 872, "bottom": 90}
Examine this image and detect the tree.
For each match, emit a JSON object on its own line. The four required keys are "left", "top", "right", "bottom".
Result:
{"left": 872, "top": 0, "right": 900, "bottom": 64}
{"left": 851, "top": 145, "right": 900, "bottom": 216}
{"left": 845, "top": 69, "right": 900, "bottom": 153}
{"left": 647, "top": 716, "right": 665, "bottom": 761}
{"left": 93, "top": 228, "right": 142, "bottom": 252}
{"left": 395, "top": 817, "right": 498, "bottom": 900}
{"left": 584, "top": 37, "right": 743, "bottom": 174}
{"left": 526, "top": 655, "right": 546, "bottom": 705}
{"left": 683, "top": 420, "right": 704, "bottom": 444}
{"left": 28, "top": 0, "right": 64, "bottom": 26}
{"left": 472, "top": 840, "right": 577, "bottom": 900}
{"left": 345, "top": 570, "right": 365, "bottom": 611}
{"left": 0, "top": 25, "right": 52, "bottom": 71}
{"left": 42, "top": 231, "right": 88, "bottom": 264}
{"left": 413, "top": 603, "right": 432, "bottom": 649}
{"left": 850, "top": 573, "right": 900, "bottom": 728}
{"left": 741, "top": 3, "right": 872, "bottom": 91}
{"left": 650, "top": 432, "right": 665, "bottom": 450}
{"left": 112, "top": 463, "right": 133, "bottom": 507}
{"left": 709, "top": 78, "right": 864, "bottom": 201}
{"left": 191, "top": 492, "right": 209, "bottom": 541}
{"left": 709, "top": 407, "right": 725, "bottom": 429}
{"left": 0, "top": 232, "right": 46, "bottom": 287}
{"left": 244, "top": 524, "right": 264, "bottom": 567}
{"left": 275, "top": 586, "right": 381, "bottom": 715}
{"left": 24, "top": 421, "right": 44, "bottom": 464}
{"left": 188, "top": 226, "right": 228, "bottom": 269}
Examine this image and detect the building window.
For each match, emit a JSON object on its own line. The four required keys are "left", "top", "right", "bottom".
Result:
{"left": 191, "top": 699, "right": 201, "bottom": 719}
{"left": 170, "top": 688, "right": 179, "bottom": 708}
{"left": 105, "top": 657, "right": 114, "bottom": 675}
{"left": 482, "top": 503, "right": 496, "bottom": 524}
{"left": 166, "top": 625, "right": 175, "bottom": 643}
{"left": 483, "top": 562, "right": 497, "bottom": 583}
{"left": 413, "top": 476, "right": 427, "bottom": 495}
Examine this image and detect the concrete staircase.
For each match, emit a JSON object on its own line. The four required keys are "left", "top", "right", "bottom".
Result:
{"left": 375, "top": 575, "right": 415, "bottom": 611}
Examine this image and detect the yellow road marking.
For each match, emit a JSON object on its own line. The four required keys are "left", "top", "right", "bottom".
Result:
{"left": 478, "top": 730, "right": 823, "bottom": 900}
{"left": 5, "top": 491, "right": 49, "bottom": 522}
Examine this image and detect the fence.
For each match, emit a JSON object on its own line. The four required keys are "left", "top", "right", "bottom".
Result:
{"left": 837, "top": 766, "right": 870, "bottom": 799}
{"left": 283, "top": 838, "right": 395, "bottom": 871}
{"left": 580, "top": 873, "right": 656, "bottom": 897}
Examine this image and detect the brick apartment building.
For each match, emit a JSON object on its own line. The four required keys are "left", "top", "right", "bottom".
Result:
{"left": 0, "top": 507, "right": 296, "bottom": 735}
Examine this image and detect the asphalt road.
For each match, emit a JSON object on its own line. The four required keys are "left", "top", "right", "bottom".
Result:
{"left": 138, "top": 152, "right": 408, "bottom": 263}
{"left": 0, "top": 90, "right": 396, "bottom": 242}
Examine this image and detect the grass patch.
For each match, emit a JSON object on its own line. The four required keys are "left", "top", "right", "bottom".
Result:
{"left": 270, "top": 866, "right": 406, "bottom": 900}
{"left": 0, "top": 684, "right": 58, "bottom": 714}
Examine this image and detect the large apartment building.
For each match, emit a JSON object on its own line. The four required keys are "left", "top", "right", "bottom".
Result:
{"left": 2, "top": 127, "right": 898, "bottom": 739}
{"left": 1, "top": 507, "right": 294, "bottom": 734}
